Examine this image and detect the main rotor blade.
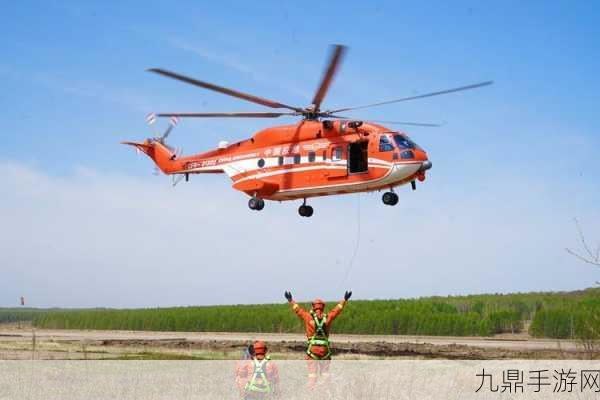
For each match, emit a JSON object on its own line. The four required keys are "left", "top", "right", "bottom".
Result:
{"left": 328, "top": 81, "right": 493, "bottom": 114}
{"left": 148, "top": 68, "right": 303, "bottom": 112}
{"left": 332, "top": 115, "right": 442, "bottom": 127}
{"left": 311, "top": 45, "right": 347, "bottom": 111}
{"left": 156, "top": 112, "right": 296, "bottom": 118}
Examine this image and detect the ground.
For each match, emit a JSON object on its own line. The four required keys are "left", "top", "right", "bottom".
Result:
{"left": 1, "top": 323, "right": 594, "bottom": 360}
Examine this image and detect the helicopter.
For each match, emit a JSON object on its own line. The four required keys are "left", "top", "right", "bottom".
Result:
{"left": 123, "top": 45, "right": 492, "bottom": 217}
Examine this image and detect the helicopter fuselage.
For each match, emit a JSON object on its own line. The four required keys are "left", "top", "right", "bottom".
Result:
{"left": 129, "top": 120, "right": 431, "bottom": 201}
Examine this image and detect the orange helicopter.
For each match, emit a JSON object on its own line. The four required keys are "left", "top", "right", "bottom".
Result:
{"left": 123, "top": 45, "right": 491, "bottom": 217}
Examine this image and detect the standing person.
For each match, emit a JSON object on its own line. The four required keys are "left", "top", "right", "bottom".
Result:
{"left": 284, "top": 290, "right": 352, "bottom": 388}
{"left": 235, "top": 341, "right": 280, "bottom": 399}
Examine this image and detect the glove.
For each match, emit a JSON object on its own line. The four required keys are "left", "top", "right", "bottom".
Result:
{"left": 344, "top": 290, "right": 352, "bottom": 301}
{"left": 284, "top": 291, "right": 293, "bottom": 302}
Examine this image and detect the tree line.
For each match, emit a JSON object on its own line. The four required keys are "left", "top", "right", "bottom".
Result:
{"left": 2, "top": 288, "right": 597, "bottom": 338}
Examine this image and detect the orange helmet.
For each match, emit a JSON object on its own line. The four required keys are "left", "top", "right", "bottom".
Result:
{"left": 312, "top": 298, "right": 325, "bottom": 310}
{"left": 253, "top": 341, "right": 267, "bottom": 355}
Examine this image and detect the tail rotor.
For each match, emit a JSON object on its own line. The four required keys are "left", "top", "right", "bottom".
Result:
{"left": 146, "top": 113, "right": 179, "bottom": 145}
{"left": 143, "top": 113, "right": 181, "bottom": 176}
{"left": 160, "top": 116, "right": 179, "bottom": 143}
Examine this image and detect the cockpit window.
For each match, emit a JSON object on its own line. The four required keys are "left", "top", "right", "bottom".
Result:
{"left": 379, "top": 135, "right": 394, "bottom": 152}
{"left": 393, "top": 134, "right": 420, "bottom": 150}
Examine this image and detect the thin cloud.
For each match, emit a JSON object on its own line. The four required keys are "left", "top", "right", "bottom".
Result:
{"left": 0, "top": 65, "right": 151, "bottom": 113}
{"left": 167, "top": 38, "right": 312, "bottom": 101}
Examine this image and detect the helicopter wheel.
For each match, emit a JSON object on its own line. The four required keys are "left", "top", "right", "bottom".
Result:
{"left": 255, "top": 199, "right": 265, "bottom": 210}
{"left": 298, "top": 205, "right": 314, "bottom": 217}
{"left": 382, "top": 192, "right": 399, "bottom": 206}
{"left": 248, "top": 197, "right": 265, "bottom": 211}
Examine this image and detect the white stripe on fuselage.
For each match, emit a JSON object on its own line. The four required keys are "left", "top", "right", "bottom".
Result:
{"left": 269, "top": 162, "right": 422, "bottom": 199}
{"left": 181, "top": 156, "right": 392, "bottom": 176}
{"left": 176, "top": 155, "right": 421, "bottom": 197}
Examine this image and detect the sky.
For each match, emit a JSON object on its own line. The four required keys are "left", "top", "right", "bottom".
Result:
{"left": 1, "top": 1, "right": 599, "bottom": 308}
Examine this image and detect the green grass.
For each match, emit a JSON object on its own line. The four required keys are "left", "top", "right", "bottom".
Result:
{"left": 2, "top": 288, "right": 598, "bottom": 339}
{"left": 0, "top": 308, "right": 49, "bottom": 324}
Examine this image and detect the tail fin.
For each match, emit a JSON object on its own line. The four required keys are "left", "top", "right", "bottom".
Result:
{"left": 122, "top": 139, "right": 177, "bottom": 174}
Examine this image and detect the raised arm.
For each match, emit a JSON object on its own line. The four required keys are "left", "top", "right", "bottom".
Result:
{"left": 285, "top": 291, "right": 310, "bottom": 321}
{"left": 327, "top": 291, "right": 352, "bottom": 324}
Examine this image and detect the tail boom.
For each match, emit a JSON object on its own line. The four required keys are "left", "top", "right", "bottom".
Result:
{"left": 122, "top": 140, "right": 223, "bottom": 175}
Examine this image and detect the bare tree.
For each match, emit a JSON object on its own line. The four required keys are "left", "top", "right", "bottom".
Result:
{"left": 578, "top": 311, "right": 600, "bottom": 359}
{"left": 565, "top": 217, "right": 600, "bottom": 358}
{"left": 566, "top": 218, "right": 600, "bottom": 283}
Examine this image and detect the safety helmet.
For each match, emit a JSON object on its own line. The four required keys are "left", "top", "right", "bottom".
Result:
{"left": 253, "top": 341, "right": 267, "bottom": 355}
{"left": 312, "top": 298, "right": 325, "bottom": 310}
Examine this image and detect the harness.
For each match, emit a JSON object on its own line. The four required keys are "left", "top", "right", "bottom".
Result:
{"left": 307, "top": 311, "right": 331, "bottom": 359}
{"left": 245, "top": 357, "right": 272, "bottom": 393}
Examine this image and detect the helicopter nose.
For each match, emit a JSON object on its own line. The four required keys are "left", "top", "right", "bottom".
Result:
{"left": 413, "top": 149, "right": 428, "bottom": 161}
{"left": 420, "top": 160, "right": 433, "bottom": 172}
{"left": 413, "top": 149, "right": 432, "bottom": 171}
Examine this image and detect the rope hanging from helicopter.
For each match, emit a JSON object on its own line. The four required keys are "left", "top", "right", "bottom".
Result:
{"left": 337, "top": 193, "right": 362, "bottom": 292}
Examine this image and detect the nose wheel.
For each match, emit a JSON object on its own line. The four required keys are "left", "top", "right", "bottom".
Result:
{"left": 298, "top": 199, "right": 314, "bottom": 217}
{"left": 382, "top": 191, "right": 399, "bottom": 206}
{"left": 298, "top": 205, "right": 314, "bottom": 217}
{"left": 248, "top": 197, "right": 265, "bottom": 211}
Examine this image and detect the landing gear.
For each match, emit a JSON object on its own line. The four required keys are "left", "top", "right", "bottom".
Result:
{"left": 298, "top": 199, "right": 314, "bottom": 217}
{"left": 382, "top": 191, "right": 399, "bottom": 206}
{"left": 298, "top": 205, "right": 314, "bottom": 217}
{"left": 248, "top": 197, "right": 265, "bottom": 211}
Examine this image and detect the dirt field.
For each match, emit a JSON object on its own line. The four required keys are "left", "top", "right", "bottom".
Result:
{"left": 0, "top": 324, "right": 593, "bottom": 360}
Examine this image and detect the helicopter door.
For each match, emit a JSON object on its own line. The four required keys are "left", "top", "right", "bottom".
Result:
{"left": 348, "top": 141, "right": 369, "bottom": 174}
{"left": 325, "top": 145, "right": 347, "bottom": 178}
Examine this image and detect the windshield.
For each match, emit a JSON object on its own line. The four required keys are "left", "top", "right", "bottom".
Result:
{"left": 393, "top": 134, "right": 420, "bottom": 150}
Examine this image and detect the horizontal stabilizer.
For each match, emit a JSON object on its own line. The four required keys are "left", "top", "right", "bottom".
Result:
{"left": 121, "top": 141, "right": 153, "bottom": 151}
{"left": 233, "top": 179, "right": 279, "bottom": 196}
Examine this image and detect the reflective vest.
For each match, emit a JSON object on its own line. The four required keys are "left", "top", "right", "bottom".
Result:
{"left": 245, "top": 357, "right": 272, "bottom": 393}
{"left": 307, "top": 311, "right": 331, "bottom": 359}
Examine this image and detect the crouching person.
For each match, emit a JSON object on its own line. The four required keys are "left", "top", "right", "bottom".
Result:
{"left": 236, "top": 341, "right": 280, "bottom": 399}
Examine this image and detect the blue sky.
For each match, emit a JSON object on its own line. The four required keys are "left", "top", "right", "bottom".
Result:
{"left": 1, "top": 1, "right": 599, "bottom": 307}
